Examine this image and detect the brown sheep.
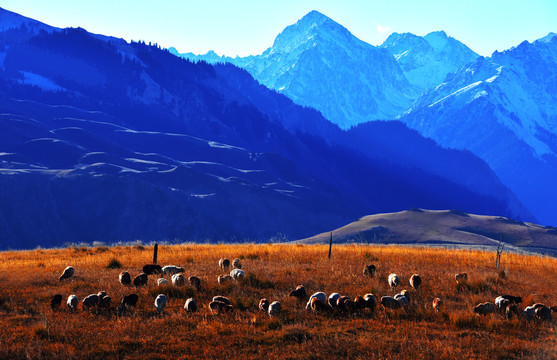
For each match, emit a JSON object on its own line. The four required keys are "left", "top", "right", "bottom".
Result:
{"left": 50, "top": 294, "right": 63, "bottom": 310}
{"left": 473, "top": 302, "right": 495, "bottom": 316}
{"left": 354, "top": 296, "right": 367, "bottom": 310}
{"left": 289, "top": 285, "right": 307, "bottom": 302}
{"left": 259, "top": 298, "right": 269, "bottom": 312}
{"left": 142, "top": 264, "right": 162, "bottom": 275}
{"left": 363, "top": 293, "right": 377, "bottom": 311}
{"left": 119, "top": 271, "right": 131, "bottom": 286}
{"left": 219, "top": 258, "right": 230, "bottom": 271}
{"left": 337, "top": 296, "right": 355, "bottom": 314}
{"left": 133, "top": 273, "right": 148, "bottom": 287}
{"left": 433, "top": 298, "right": 442, "bottom": 313}
{"left": 311, "top": 297, "right": 330, "bottom": 312}
{"left": 232, "top": 258, "right": 242, "bottom": 269}
{"left": 535, "top": 305, "right": 552, "bottom": 322}
{"left": 363, "top": 264, "right": 376, "bottom": 277}
{"left": 209, "top": 301, "right": 234, "bottom": 314}
{"left": 409, "top": 274, "right": 422, "bottom": 290}
{"left": 506, "top": 304, "right": 520, "bottom": 319}
{"left": 455, "top": 273, "right": 468, "bottom": 283}
{"left": 188, "top": 275, "right": 201, "bottom": 290}
{"left": 381, "top": 296, "right": 402, "bottom": 310}
{"left": 218, "top": 275, "right": 232, "bottom": 285}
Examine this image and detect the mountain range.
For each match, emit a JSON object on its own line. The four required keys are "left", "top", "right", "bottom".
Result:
{"left": 0, "top": 8, "right": 531, "bottom": 249}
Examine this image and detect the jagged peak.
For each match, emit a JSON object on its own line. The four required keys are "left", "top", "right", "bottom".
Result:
{"left": 535, "top": 32, "right": 556, "bottom": 43}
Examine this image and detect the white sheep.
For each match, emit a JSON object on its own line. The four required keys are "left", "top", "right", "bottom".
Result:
{"left": 158, "top": 278, "right": 170, "bottom": 286}
{"left": 184, "top": 298, "right": 197, "bottom": 312}
{"left": 162, "top": 265, "right": 185, "bottom": 276}
{"left": 119, "top": 271, "right": 131, "bottom": 286}
{"left": 306, "top": 292, "right": 327, "bottom": 310}
{"left": 230, "top": 268, "right": 245, "bottom": 280}
{"left": 328, "top": 293, "right": 341, "bottom": 308}
{"left": 59, "top": 266, "right": 74, "bottom": 281}
{"left": 155, "top": 294, "right": 167, "bottom": 314}
{"left": 268, "top": 301, "right": 282, "bottom": 317}
{"left": 67, "top": 295, "right": 78, "bottom": 311}
{"left": 219, "top": 258, "right": 230, "bottom": 270}
{"left": 388, "top": 273, "right": 400, "bottom": 290}
{"left": 394, "top": 294, "right": 408, "bottom": 308}
{"left": 172, "top": 273, "right": 186, "bottom": 286}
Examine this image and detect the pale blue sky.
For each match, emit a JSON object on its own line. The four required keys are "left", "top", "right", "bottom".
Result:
{"left": 2, "top": 0, "right": 556, "bottom": 57}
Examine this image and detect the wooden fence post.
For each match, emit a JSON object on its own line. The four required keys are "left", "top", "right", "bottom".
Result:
{"left": 153, "top": 243, "right": 158, "bottom": 265}
{"left": 328, "top": 232, "right": 333, "bottom": 260}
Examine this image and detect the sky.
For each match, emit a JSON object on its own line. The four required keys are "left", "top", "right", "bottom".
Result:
{"left": 1, "top": 0, "right": 556, "bottom": 57}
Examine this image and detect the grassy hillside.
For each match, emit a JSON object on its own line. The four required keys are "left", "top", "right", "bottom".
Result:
{"left": 0, "top": 244, "right": 556, "bottom": 359}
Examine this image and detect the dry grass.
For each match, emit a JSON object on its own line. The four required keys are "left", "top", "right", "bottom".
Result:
{"left": 0, "top": 244, "right": 556, "bottom": 359}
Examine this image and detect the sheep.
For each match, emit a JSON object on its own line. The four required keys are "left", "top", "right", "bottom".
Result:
{"left": 142, "top": 264, "right": 162, "bottom": 275}
{"left": 328, "top": 293, "right": 341, "bottom": 308}
{"left": 59, "top": 266, "right": 74, "bottom": 281}
{"left": 535, "top": 304, "right": 552, "bottom": 322}
{"left": 155, "top": 294, "right": 167, "bottom": 314}
{"left": 381, "top": 296, "right": 401, "bottom": 310}
{"left": 212, "top": 296, "right": 231, "bottom": 305}
{"left": 495, "top": 296, "right": 511, "bottom": 314}
{"left": 184, "top": 298, "right": 197, "bottom": 313}
{"left": 473, "top": 302, "right": 495, "bottom": 316}
{"left": 219, "top": 258, "right": 230, "bottom": 271}
{"left": 363, "top": 293, "right": 377, "bottom": 311}
{"left": 230, "top": 268, "right": 245, "bottom": 280}
{"left": 523, "top": 305, "right": 536, "bottom": 322}
{"left": 500, "top": 294, "right": 522, "bottom": 305}
{"left": 363, "top": 264, "right": 376, "bottom": 277}
{"left": 399, "top": 290, "right": 410, "bottom": 303}
{"left": 388, "top": 273, "right": 400, "bottom": 290}
{"left": 259, "top": 298, "right": 270, "bottom": 312}
{"left": 311, "top": 297, "right": 330, "bottom": 312}
{"left": 289, "top": 285, "right": 307, "bottom": 302}
{"left": 218, "top": 275, "right": 232, "bottom": 285}
{"left": 455, "top": 273, "right": 468, "bottom": 283}
{"left": 268, "top": 301, "right": 282, "bottom": 317}
{"left": 189, "top": 275, "right": 201, "bottom": 290}
{"left": 162, "top": 265, "right": 185, "bottom": 276}
{"left": 67, "top": 295, "right": 78, "bottom": 311}
{"left": 99, "top": 295, "right": 111, "bottom": 310}
{"left": 83, "top": 294, "right": 99, "bottom": 309}
{"left": 133, "top": 273, "right": 148, "bottom": 287}
{"left": 337, "top": 296, "right": 355, "bottom": 314}
{"left": 158, "top": 278, "right": 170, "bottom": 286}
{"left": 119, "top": 271, "right": 131, "bottom": 286}
{"left": 506, "top": 304, "right": 520, "bottom": 319}
{"left": 171, "top": 273, "right": 186, "bottom": 286}
{"left": 306, "top": 292, "right": 327, "bottom": 310}
{"left": 50, "top": 294, "right": 63, "bottom": 310}
{"left": 119, "top": 294, "right": 139, "bottom": 314}
{"left": 97, "top": 291, "right": 107, "bottom": 300}
{"left": 409, "top": 274, "right": 422, "bottom": 290}
{"left": 433, "top": 298, "right": 443, "bottom": 313}
{"left": 232, "top": 258, "right": 242, "bottom": 269}
{"left": 394, "top": 294, "right": 408, "bottom": 309}
{"left": 209, "top": 301, "right": 233, "bottom": 314}
{"left": 354, "top": 296, "right": 367, "bottom": 311}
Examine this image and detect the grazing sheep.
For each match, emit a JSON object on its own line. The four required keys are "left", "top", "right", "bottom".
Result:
{"left": 162, "top": 265, "right": 185, "bottom": 276}
{"left": 399, "top": 290, "right": 410, "bottom": 303}
{"left": 230, "top": 268, "right": 245, "bottom": 280}
{"left": 363, "top": 264, "right": 376, "bottom": 277}
{"left": 99, "top": 296, "right": 111, "bottom": 310}
{"left": 311, "top": 297, "right": 330, "bottom": 312}
{"left": 209, "top": 301, "right": 233, "bottom": 314}
{"left": 363, "top": 293, "right": 377, "bottom": 311}
{"left": 289, "top": 285, "right": 307, "bottom": 302}
{"left": 219, "top": 258, "right": 230, "bottom": 271}
{"left": 306, "top": 292, "right": 327, "bottom": 310}
{"left": 550, "top": 306, "right": 557, "bottom": 313}
{"left": 158, "top": 278, "right": 169, "bottom": 286}
{"left": 500, "top": 294, "right": 522, "bottom": 305}
{"left": 172, "top": 274, "right": 186, "bottom": 286}
{"left": 155, "top": 294, "right": 167, "bottom": 314}
{"left": 119, "top": 271, "right": 131, "bottom": 286}
{"left": 142, "top": 264, "right": 162, "bottom": 275}
{"left": 218, "top": 275, "right": 232, "bottom": 285}
{"left": 97, "top": 291, "right": 107, "bottom": 300}
{"left": 337, "top": 296, "right": 355, "bottom": 313}
{"left": 388, "top": 273, "right": 400, "bottom": 290}
{"left": 394, "top": 294, "right": 408, "bottom": 309}
{"left": 259, "top": 298, "right": 270, "bottom": 312}
{"left": 495, "top": 296, "right": 511, "bottom": 314}
{"left": 51, "top": 294, "right": 63, "bottom": 310}
{"left": 523, "top": 305, "right": 536, "bottom": 322}
{"left": 59, "top": 266, "right": 74, "bottom": 281}
{"left": 535, "top": 305, "right": 552, "bottom": 322}
{"left": 455, "top": 273, "right": 468, "bottom": 283}
{"left": 268, "top": 301, "right": 282, "bottom": 317}
{"left": 381, "top": 296, "right": 402, "bottom": 310}
{"left": 212, "top": 296, "right": 231, "bottom": 305}
{"left": 189, "top": 275, "right": 201, "bottom": 290}
{"left": 409, "top": 274, "right": 422, "bottom": 290}
{"left": 83, "top": 294, "right": 100, "bottom": 309}
{"left": 354, "top": 296, "right": 367, "bottom": 310}
{"left": 184, "top": 298, "right": 197, "bottom": 313}
{"left": 232, "top": 258, "right": 242, "bottom": 269}
{"left": 67, "top": 295, "right": 78, "bottom": 311}
{"left": 506, "top": 304, "right": 520, "bottom": 319}
{"left": 119, "top": 294, "right": 139, "bottom": 314}
{"left": 328, "top": 293, "right": 341, "bottom": 308}
{"left": 433, "top": 298, "right": 443, "bottom": 313}
{"left": 473, "top": 302, "right": 495, "bottom": 316}
{"left": 133, "top": 273, "right": 148, "bottom": 287}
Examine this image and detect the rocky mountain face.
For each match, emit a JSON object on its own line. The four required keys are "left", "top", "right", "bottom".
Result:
{"left": 400, "top": 35, "right": 557, "bottom": 224}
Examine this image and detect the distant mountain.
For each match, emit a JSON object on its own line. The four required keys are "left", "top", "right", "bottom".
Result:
{"left": 173, "top": 10, "right": 418, "bottom": 129}
{"left": 298, "top": 209, "right": 557, "bottom": 256}
{"left": 0, "top": 8, "right": 532, "bottom": 249}
{"left": 400, "top": 35, "right": 557, "bottom": 224}
{"left": 381, "top": 30, "right": 479, "bottom": 92}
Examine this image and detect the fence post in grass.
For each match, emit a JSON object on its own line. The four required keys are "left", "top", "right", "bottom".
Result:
{"left": 495, "top": 235, "right": 504, "bottom": 269}
{"left": 328, "top": 232, "right": 333, "bottom": 260}
{"left": 153, "top": 243, "right": 158, "bottom": 265}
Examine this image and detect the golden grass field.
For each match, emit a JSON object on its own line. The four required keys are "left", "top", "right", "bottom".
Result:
{"left": 0, "top": 244, "right": 556, "bottom": 359}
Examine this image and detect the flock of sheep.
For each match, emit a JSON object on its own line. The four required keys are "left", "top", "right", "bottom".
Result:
{"left": 52, "top": 260, "right": 555, "bottom": 323}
